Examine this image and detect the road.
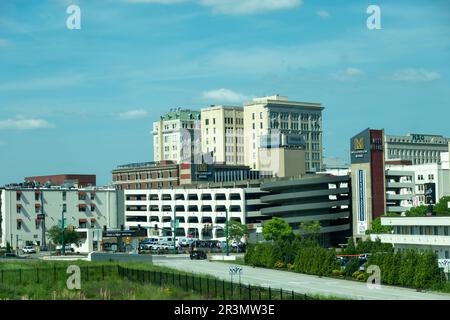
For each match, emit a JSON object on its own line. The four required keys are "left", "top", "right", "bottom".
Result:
{"left": 152, "top": 257, "right": 450, "bottom": 300}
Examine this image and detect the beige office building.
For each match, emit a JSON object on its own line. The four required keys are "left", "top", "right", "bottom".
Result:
{"left": 153, "top": 109, "right": 201, "bottom": 163}
{"left": 200, "top": 105, "right": 244, "bottom": 165}
{"left": 243, "top": 95, "right": 324, "bottom": 172}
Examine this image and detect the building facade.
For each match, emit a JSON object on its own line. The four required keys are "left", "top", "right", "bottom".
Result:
{"left": 25, "top": 174, "right": 96, "bottom": 187}
{"left": 200, "top": 105, "right": 244, "bottom": 165}
{"left": 112, "top": 161, "right": 179, "bottom": 190}
{"left": 245, "top": 175, "right": 352, "bottom": 246}
{"left": 385, "top": 133, "right": 449, "bottom": 165}
{"left": 153, "top": 109, "right": 201, "bottom": 163}
{"left": 350, "top": 128, "right": 386, "bottom": 238}
{"left": 0, "top": 187, "right": 124, "bottom": 249}
{"left": 124, "top": 188, "right": 246, "bottom": 240}
{"left": 370, "top": 216, "right": 450, "bottom": 260}
{"left": 243, "top": 95, "right": 324, "bottom": 172}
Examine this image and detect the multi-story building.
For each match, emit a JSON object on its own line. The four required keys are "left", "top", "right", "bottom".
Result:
{"left": 124, "top": 188, "right": 246, "bottom": 240}
{"left": 370, "top": 216, "right": 450, "bottom": 260}
{"left": 248, "top": 175, "right": 352, "bottom": 246}
{"left": 200, "top": 105, "right": 244, "bottom": 165}
{"left": 0, "top": 186, "right": 124, "bottom": 249}
{"left": 243, "top": 95, "right": 324, "bottom": 172}
{"left": 384, "top": 168, "right": 415, "bottom": 214}
{"left": 385, "top": 158, "right": 450, "bottom": 207}
{"left": 112, "top": 161, "right": 179, "bottom": 190}
{"left": 385, "top": 133, "right": 449, "bottom": 165}
{"left": 153, "top": 109, "right": 201, "bottom": 163}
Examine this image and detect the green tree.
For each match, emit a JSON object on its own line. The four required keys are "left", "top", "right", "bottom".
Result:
{"left": 47, "top": 225, "right": 80, "bottom": 246}
{"left": 405, "top": 205, "right": 428, "bottom": 217}
{"left": 414, "top": 250, "right": 442, "bottom": 289}
{"left": 366, "top": 217, "right": 393, "bottom": 234}
{"left": 5, "top": 241, "right": 12, "bottom": 253}
{"left": 299, "top": 220, "right": 321, "bottom": 242}
{"left": 262, "top": 217, "right": 293, "bottom": 242}
{"left": 344, "top": 237, "right": 357, "bottom": 254}
{"left": 435, "top": 196, "right": 450, "bottom": 216}
{"left": 228, "top": 220, "right": 248, "bottom": 251}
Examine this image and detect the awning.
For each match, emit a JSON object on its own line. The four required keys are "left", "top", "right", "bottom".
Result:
{"left": 90, "top": 218, "right": 97, "bottom": 222}
{"left": 16, "top": 204, "right": 22, "bottom": 208}
{"left": 35, "top": 203, "right": 41, "bottom": 208}
{"left": 78, "top": 191, "right": 87, "bottom": 196}
{"left": 90, "top": 203, "right": 96, "bottom": 208}
{"left": 78, "top": 204, "right": 87, "bottom": 208}
{"left": 79, "top": 219, "right": 87, "bottom": 223}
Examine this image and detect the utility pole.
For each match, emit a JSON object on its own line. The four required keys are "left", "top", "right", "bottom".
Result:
{"left": 61, "top": 209, "right": 65, "bottom": 256}
{"left": 172, "top": 207, "right": 177, "bottom": 253}
{"left": 225, "top": 207, "right": 229, "bottom": 256}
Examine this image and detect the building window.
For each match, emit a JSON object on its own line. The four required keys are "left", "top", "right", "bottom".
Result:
{"left": 62, "top": 192, "right": 67, "bottom": 201}
{"left": 16, "top": 205, "right": 22, "bottom": 214}
{"left": 63, "top": 204, "right": 67, "bottom": 213}
{"left": 35, "top": 192, "right": 40, "bottom": 201}
{"left": 205, "top": 119, "right": 209, "bottom": 125}
{"left": 17, "top": 220, "right": 22, "bottom": 230}
{"left": 78, "top": 192, "right": 87, "bottom": 201}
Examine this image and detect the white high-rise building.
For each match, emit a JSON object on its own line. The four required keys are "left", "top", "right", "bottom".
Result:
{"left": 243, "top": 95, "right": 324, "bottom": 172}
{"left": 153, "top": 109, "right": 201, "bottom": 163}
{"left": 200, "top": 105, "right": 244, "bottom": 165}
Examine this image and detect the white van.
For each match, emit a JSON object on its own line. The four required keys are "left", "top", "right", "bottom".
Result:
{"left": 157, "top": 236, "right": 174, "bottom": 246}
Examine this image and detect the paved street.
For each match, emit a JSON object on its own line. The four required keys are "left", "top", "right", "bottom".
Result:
{"left": 153, "top": 257, "right": 450, "bottom": 300}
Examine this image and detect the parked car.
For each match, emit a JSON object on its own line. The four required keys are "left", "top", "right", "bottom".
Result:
{"left": 55, "top": 244, "right": 75, "bottom": 253}
{"left": 190, "top": 250, "right": 207, "bottom": 260}
{"left": 139, "top": 237, "right": 159, "bottom": 251}
{"left": 22, "top": 246, "right": 36, "bottom": 254}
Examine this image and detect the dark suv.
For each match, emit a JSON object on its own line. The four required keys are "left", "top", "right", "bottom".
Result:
{"left": 190, "top": 250, "right": 207, "bottom": 260}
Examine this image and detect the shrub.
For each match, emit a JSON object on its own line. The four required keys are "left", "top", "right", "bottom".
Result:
{"left": 274, "top": 261, "right": 285, "bottom": 269}
{"left": 331, "top": 269, "right": 344, "bottom": 277}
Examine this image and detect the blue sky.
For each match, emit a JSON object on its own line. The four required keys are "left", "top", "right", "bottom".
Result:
{"left": 0, "top": 0, "right": 449, "bottom": 185}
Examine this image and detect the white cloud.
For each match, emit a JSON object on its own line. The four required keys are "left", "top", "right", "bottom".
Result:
{"left": 202, "top": 88, "right": 251, "bottom": 103}
{"left": 0, "top": 118, "right": 55, "bottom": 130}
{"left": 331, "top": 67, "right": 364, "bottom": 81}
{"left": 122, "top": 0, "right": 301, "bottom": 14}
{"left": 118, "top": 109, "right": 149, "bottom": 120}
{"left": 199, "top": 0, "right": 301, "bottom": 15}
{"left": 316, "top": 10, "right": 330, "bottom": 19}
{"left": 390, "top": 69, "right": 441, "bottom": 82}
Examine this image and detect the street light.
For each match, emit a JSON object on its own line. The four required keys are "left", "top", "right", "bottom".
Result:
{"left": 61, "top": 209, "right": 65, "bottom": 256}
{"left": 225, "top": 207, "right": 229, "bottom": 256}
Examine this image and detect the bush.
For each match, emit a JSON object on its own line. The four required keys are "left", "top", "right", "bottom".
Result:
{"left": 287, "top": 263, "right": 294, "bottom": 271}
{"left": 331, "top": 269, "right": 344, "bottom": 277}
{"left": 274, "top": 261, "right": 285, "bottom": 269}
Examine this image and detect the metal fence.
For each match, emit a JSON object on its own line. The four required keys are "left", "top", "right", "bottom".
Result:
{"left": 118, "top": 266, "right": 315, "bottom": 300}
{"left": 0, "top": 265, "right": 117, "bottom": 285}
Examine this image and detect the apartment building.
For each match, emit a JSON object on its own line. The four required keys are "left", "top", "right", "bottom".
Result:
{"left": 201, "top": 105, "right": 244, "bottom": 165}
{"left": 243, "top": 95, "right": 324, "bottom": 172}
{"left": 0, "top": 186, "right": 124, "bottom": 249}
{"left": 153, "top": 109, "right": 201, "bottom": 163}
{"left": 385, "top": 133, "right": 449, "bottom": 165}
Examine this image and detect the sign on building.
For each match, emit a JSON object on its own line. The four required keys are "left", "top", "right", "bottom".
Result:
{"left": 356, "top": 169, "right": 368, "bottom": 235}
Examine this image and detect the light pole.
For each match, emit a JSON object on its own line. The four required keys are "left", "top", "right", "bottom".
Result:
{"left": 61, "top": 209, "right": 65, "bottom": 256}
{"left": 172, "top": 208, "right": 177, "bottom": 253}
{"left": 225, "top": 207, "right": 229, "bottom": 256}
